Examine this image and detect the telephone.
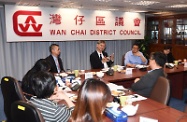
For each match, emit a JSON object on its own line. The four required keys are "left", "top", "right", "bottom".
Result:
{"left": 165, "top": 63, "right": 174, "bottom": 69}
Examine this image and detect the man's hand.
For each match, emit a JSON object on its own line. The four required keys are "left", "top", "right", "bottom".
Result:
{"left": 134, "top": 78, "right": 140, "bottom": 83}
{"left": 110, "top": 53, "right": 114, "bottom": 61}
{"left": 134, "top": 51, "right": 142, "bottom": 57}
{"left": 102, "top": 57, "right": 110, "bottom": 63}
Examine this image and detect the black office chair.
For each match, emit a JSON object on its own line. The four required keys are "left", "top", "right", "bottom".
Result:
{"left": 11, "top": 100, "right": 45, "bottom": 122}
{"left": 121, "top": 54, "right": 125, "bottom": 66}
{"left": 1, "top": 76, "right": 26, "bottom": 122}
{"left": 184, "top": 106, "right": 187, "bottom": 113}
{"left": 149, "top": 76, "right": 170, "bottom": 105}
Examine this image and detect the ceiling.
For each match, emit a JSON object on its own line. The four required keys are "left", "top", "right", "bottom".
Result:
{"left": 1, "top": 0, "right": 187, "bottom": 16}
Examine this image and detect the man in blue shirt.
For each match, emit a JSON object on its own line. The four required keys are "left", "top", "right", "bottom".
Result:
{"left": 124, "top": 43, "right": 147, "bottom": 67}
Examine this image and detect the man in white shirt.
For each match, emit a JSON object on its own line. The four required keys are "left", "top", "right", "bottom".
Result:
{"left": 90, "top": 40, "right": 114, "bottom": 69}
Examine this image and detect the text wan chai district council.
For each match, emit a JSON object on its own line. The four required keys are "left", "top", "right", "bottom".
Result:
{"left": 49, "top": 29, "right": 142, "bottom": 36}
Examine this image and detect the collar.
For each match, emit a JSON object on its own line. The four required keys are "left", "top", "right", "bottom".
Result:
{"left": 52, "top": 55, "right": 57, "bottom": 60}
{"left": 96, "top": 50, "right": 103, "bottom": 55}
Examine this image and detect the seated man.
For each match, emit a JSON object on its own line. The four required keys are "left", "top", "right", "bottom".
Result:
{"left": 90, "top": 40, "right": 114, "bottom": 69}
{"left": 124, "top": 43, "right": 147, "bottom": 67}
{"left": 131, "top": 52, "right": 166, "bottom": 97}
{"left": 46, "top": 44, "right": 65, "bottom": 73}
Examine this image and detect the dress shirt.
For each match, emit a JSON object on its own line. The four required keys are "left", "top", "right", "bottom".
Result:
{"left": 52, "top": 55, "right": 61, "bottom": 73}
{"left": 97, "top": 51, "right": 108, "bottom": 68}
{"left": 124, "top": 51, "right": 147, "bottom": 66}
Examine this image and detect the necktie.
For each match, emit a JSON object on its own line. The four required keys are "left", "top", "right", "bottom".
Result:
{"left": 56, "top": 59, "right": 61, "bottom": 73}
{"left": 100, "top": 54, "right": 102, "bottom": 60}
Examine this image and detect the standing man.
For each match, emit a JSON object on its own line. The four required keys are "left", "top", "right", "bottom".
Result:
{"left": 46, "top": 44, "right": 65, "bottom": 73}
{"left": 124, "top": 43, "right": 147, "bottom": 67}
{"left": 90, "top": 40, "right": 114, "bottom": 69}
{"left": 131, "top": 52, "right": 166, "bottom": 97}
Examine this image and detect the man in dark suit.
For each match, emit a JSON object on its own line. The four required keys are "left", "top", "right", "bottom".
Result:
{"left": 46, "top": 44, "right": 65, "bottom": 73}
{"left": 131, "top": 52, "right": 166, "bottom": 97}
{"left": 90, "top": 40, "right": 114, "bottom": 69}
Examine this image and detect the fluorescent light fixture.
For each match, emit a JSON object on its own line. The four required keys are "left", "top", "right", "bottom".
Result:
{"left": 132, "top": 1, "right": 159, "bottom": 6}
{"left": 104, "top": 8, "right": 119, "bottom": 11}
{"left": 166, "top": 4, "right": 187, "bottom": 8}
{"left": 123, "top": 0, "right": 131, "bottom": 2}
{"left": 93, "top": 0, "right": 112, "bottom": 2}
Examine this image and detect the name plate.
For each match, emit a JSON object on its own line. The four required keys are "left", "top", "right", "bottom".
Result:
{"left": 85, "top": 72, "right": 93, "bottom": 79}
{"left": 126, "top": 68, "right": 133, "bottom": 74}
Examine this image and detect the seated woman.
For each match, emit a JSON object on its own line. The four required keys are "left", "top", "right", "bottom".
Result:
{"left": 29, "top": 71, "right": 74, "bottom": 122}
{"left": 163, "top": 45, "right": 175, "bottom": 63}
{"left": 22, "top": 59, "right": 51, "bottom": 99}
{"left": 70, "top": 78, "right": 111, "bottom": 122}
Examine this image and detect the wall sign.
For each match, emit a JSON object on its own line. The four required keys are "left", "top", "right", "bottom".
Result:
{"left": 5, "top": 5, "right": 145, "bottom": 42}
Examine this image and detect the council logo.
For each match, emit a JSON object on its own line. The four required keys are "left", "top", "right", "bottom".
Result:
{"left": 13, "top": 10, "right": 43, "bottom": 36}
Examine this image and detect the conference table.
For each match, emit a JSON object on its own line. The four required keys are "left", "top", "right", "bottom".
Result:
{"left": 102, "top": 98, "right": 187, "bottom": 122}
{"left": 70, "top": 64, "right": 187, "bottom": 122}
{"left": 80, "top": 64, "right": 187, "bottom": 99}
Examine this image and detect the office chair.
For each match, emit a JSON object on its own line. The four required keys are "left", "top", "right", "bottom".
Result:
{"left": 121, "top": 54, "right": 125, "bottom": 66}
{"left": 11, "top": 100, "right": 45, "bottom": 122}
{"left": 1, "top": 76, "right": 26, "bottom": 122}
{"left": 184, "top": 106, "right": 187, "bottom": 113}
{"left": 149, "top": 76, "right": 170, "bottom": 105}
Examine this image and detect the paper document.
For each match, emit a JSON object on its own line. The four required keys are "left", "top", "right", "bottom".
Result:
{"left": 127, "top": 94, "right": 147, "bottom": 102}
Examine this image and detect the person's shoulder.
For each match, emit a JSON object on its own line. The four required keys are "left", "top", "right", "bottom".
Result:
{"left": 149, "top": 68, "right": 164, "bottom": 75}
{"left": 46, "top": 55, "right": 54, "bottom": 61}
{"left": 126, "top": 50, "right": 132, "bottom": 55}
{"left": 46, "top": 55, "right": 52, "bottom": 59}
{"left": 90, "top": 50, "right": 97, "bottom": 56}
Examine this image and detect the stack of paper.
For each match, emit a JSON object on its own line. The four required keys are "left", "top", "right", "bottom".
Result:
{"left": 107, "top": 83, "right": 128, "bottom": 91}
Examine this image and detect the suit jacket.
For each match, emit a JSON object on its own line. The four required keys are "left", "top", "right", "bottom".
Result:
{"left": 90, "top": 50, "right": 113, "bottom": 69}
{"left": 131, "top": 68, "right": 165, "bottom": 97}
{"left": 45, "top": 55, "right": 65, "bottom": 73}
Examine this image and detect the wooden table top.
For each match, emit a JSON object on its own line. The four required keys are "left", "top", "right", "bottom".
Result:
{"left": 79, "top": 64, "right": 187, "bottom": 83}
{"left": 127, "top": 107, "right": 187, "bottom": 122}
{"left": 103, "top": 98, "right": 187, "bottom": 122}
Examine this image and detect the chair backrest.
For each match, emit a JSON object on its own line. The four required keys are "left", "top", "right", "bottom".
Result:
{"left": 149, "top": 76, "right": 170, "bottom": 105}
{"left": 184, "top": 106, "right": 187, "bottom": 113}
{"left": 1, "top": 76, "right": 26, "bottom": 122}
{"left": 121, "top": 54, "right": 125, "bottom": 66}
{"left": 11, "top": 100, "right": 45, "bottom": 122}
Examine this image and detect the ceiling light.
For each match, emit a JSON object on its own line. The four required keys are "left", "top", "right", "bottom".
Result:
{"left": 132, "top": 1, "right": 159, "bottom": 6}
{"left": 93, "top": 0, "right": 112, "bottom": 2}
{"left": 123, "top": 0, "right": 131, "bottom": 2}
{"left": 104, "top": 8, "right": 119, "bottom": 11}
{"left": 166, "top": 4, "right": 187, "bottom": 8}
{"left": 153, "top": 12, "right": 173, "bottom": 15}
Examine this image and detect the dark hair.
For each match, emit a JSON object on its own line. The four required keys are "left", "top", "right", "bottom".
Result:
{"left": 163, "top": 45, "right": 172, "bottom": 50}
{"left": 49, "top": 44, "right": 59, "bottom": 53}
{"left": 30, "top": 71, "right": 56, "bottom": 99}
{"left": 70, "top": 78, "right": 111, "bottom": 122}
{"left": 22, "top": 59, "right": 51, "bottom": 97}
{"left": 31, "top": 59, "right": 50, "bottom": 72}
{"left": 97, "top": 40, "right": 106, "bottom": 44}
{"left": 150, "top": 52, "right": 166, "bottom": 67}
{"left": 132, "top": 43, "right": 140, "bottom": 48}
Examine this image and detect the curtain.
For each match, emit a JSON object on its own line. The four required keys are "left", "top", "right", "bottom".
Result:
{"left": 0, "top": 6, "right": 132, "bottom": 81}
